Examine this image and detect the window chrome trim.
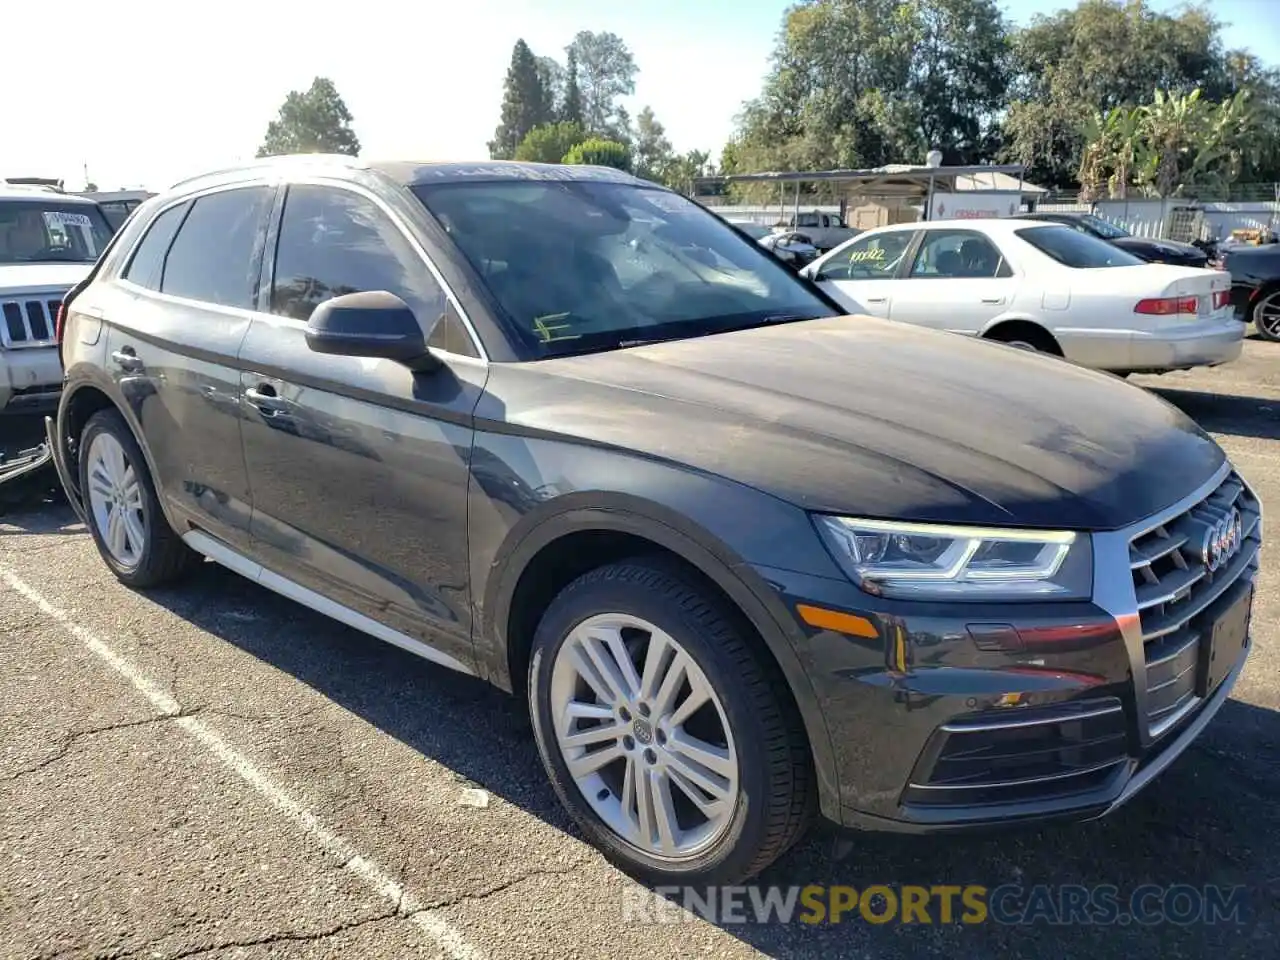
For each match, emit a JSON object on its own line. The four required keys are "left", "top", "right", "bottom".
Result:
{"left": 282, "top": 176, "right": 489, "bottom": 362}
{"left": 108, "top": 176, "right": 489, "bottom": 365}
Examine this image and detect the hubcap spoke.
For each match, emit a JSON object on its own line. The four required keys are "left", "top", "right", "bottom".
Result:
{"left": 666, "top": 734, "right": 735, "bottom": 799}
{"left": 649, "top": 770, "right": 681, "bottom": 855}
{"left": 122, "top": 510, "right": 147, "bottom": 557}
{"left": 565, "top": 742, "right": 625, "bottom": 780}
{"left": 549, "top": 612, "right": 740, "bottom": 862}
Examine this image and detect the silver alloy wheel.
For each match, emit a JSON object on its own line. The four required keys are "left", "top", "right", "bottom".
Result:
{"left": 549, "top": 613, "right": 740, "bottom": 861}
{"left": 1256, "top": 291, "right": 1280, "bottom": 340}
{"left": 85, "top": 432, "right": 146, "bottom": 569}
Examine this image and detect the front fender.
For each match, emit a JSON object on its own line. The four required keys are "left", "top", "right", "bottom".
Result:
{"left": 466, "top": 435, "right": 844, "bottom": 820}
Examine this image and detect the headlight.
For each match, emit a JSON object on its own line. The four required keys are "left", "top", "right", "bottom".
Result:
{"left": 813, "top": 516, "right": 1093, "bottom": 601}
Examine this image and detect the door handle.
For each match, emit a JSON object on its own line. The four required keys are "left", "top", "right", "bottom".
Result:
{"left": 865, "top": 296, "right": 888, "bottom": 304}
{"left": 981, "top": 297, "right": 1006, "bottom": 304}
{"left": 110, "top": 349, "right": 143, "bottom": 372}
{"left": 245, "top": 385, "right": 290, "bottom": 415}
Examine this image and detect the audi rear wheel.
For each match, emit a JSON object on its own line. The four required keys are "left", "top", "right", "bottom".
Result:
{"left": 79, "top": 409, "right": 197, "bottom": 588}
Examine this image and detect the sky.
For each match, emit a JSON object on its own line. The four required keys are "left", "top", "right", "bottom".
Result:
{"left": 4, "top": 0, "right": 1277, "bottom": 192}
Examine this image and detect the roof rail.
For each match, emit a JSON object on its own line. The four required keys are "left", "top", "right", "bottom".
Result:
{"left": 3, "top": 177, "right": 65, "bottom": 191}
{"left": 168, "top": 153, "right": 365, "bottom": 190}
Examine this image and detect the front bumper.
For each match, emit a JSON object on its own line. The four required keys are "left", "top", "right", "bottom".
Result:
{"left": 759, "top": 463, "right": 1260, "bottom": 832}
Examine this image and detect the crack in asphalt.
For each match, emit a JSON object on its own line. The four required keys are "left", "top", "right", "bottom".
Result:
{"left": 38, "top": 909, "right": 406, "bottom": 960}
{"left": 2, "top": 709, "right": 203, "bottom": 782}
{"left": 409, "top": 855, "right": 596, "bottom": 913}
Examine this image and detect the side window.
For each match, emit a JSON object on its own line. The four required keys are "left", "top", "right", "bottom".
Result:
{"left": 909, "top": 230, "right": 1008, "bottom": 279}
{"left": 122, "top": 202, "right": 189, "bottom": 290}
{"left": 161, "top": 187, "right": 273, "bottom": 309}
{"left": 815, "top": 232, "right": 914, "bottom": 281}
{"left": 270, "top": 185, "right": 456, "bottom": 348}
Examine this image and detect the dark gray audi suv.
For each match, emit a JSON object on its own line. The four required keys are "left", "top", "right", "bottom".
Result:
{"left": 48, "top": 156, "right": 1261, "bottom": 885}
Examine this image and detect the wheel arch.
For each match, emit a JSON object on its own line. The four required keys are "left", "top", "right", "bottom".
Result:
{"left": 55, "top": 374, "right": 180, "bottom": 532}
{"left": 980, "top": 316, "right": 1063, "bottom": 354}
{"left": 481, "top": 493, "right": 842, "bottom": 820}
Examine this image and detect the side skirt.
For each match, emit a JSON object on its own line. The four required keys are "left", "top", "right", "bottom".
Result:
{"left": 183, "top": 529, "right": 476, "bottom": 677}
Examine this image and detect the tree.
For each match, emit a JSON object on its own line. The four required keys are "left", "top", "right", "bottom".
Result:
{"left": 537, "top": 56, "right": 565, "bottom": 116}
{"left": 561, "top": 48, "right": 585, "bottom": 127}
{"left": 633, "top": 106, "right": 674, "bottom": 182}
{"left": 257, "top": 77, "right": 361, "bottom": 158}
{"left": 562, "top": 138, "right": 632, "bottom": 172}
{"left": 514, "top": 121, "right": 586, "bottom": 163}
{"left": 565, "top": 31, "right": 638, "bottom": 135}
{"left": 1002, "top": 0, "right": 1241, "bottom": 186}
{"left": 730, "top": 0, "right": 1010, "bottom": 176}
{"left": 489, "top": 40, "right": 553, "bottom": 160}
{"left": 1078, "top": 87, "right": 1261, "bottom": 198}
{"left": 660, "top": 150, "right": 711, "bottom": 196}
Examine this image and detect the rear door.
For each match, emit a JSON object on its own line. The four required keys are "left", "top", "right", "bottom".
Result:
{"left": 886, "top": 228, "right": 1018, "bottom": 334}
{"left": 236, "top": 180, "right": 485, "bottom": 672}
{"left": 108, "top": 184, "right": 275, "bottom": 550}
{"left": 807, "top": 229, "right": 916, "bottom": 317}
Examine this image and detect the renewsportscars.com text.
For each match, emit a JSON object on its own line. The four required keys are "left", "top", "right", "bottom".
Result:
{"left": 622, "top": 884, "right": 1249, "bottom": 926}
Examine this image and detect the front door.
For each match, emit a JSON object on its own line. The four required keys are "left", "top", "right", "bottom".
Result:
{"left": 106, "top": 184, "right": 275, "bottom": 550}
{"left": 238, "top": 181, "right": 485, "bottom": 672}
{"left": 886, "top": 228, "right": 1018, "bottom": 334}
{"left": 808, "top": 230, "right": 917, "bottom": 318}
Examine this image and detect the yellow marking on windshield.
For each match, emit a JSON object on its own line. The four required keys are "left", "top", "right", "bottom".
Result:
{"left": 533, "top": 313, "right": 581, "bottom": 343}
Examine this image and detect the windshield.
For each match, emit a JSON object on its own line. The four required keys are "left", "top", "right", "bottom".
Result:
{"left": 1079, "top": 214, "right": 1130, "bottom": 240}
{"left": 412, "top": 180, "right": 836, "bottom": 358}
{"left": 1015, "top": 225, "right": 1145, "bottom": 268}
{"left": 0, "top": 200, "right": 114, "bottom": 264}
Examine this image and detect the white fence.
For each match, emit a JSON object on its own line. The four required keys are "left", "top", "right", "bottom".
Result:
{"left": 703, "top": 197, "right": 1280, "bottom": 241}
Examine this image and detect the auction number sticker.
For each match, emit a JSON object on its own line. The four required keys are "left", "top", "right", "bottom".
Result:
{"left": 43, "top": 211, "right": 93, "bottom": 227}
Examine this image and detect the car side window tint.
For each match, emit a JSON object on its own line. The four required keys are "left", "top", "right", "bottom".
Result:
{"left": 909, "top": 231, "right": 1008, "bottom": 279}
{"left": 161, "top": 187, "right": 273, "bottom": 309}
{"left": 816, "top": 232, "right": 913, "bottom": 281}
{"left": 270, "top": 185, "right": 452, "bottom": 344}
{"left": 122, "top": 202, "right": 189, "bottom": 291}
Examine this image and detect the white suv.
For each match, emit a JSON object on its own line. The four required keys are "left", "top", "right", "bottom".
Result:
{"left": 1, "top": 184, "right": 114, "bottom": 414}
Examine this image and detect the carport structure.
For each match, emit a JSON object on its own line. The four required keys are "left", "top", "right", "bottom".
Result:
{"left": 693, "top": 162, "right": 1041, "bottom": 227}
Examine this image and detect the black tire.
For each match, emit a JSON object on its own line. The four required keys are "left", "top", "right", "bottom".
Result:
{"left": 1253, "top": 289, "right": 1280, "bottom": 342}
{"left": 985, "top": 324, "right": 1062, "bottom": 355}
{"left": 78, "top": 408, "right": 197, "bottom": 588}
{"left": 528, "top": 558, "right": 815, "bottom": 885}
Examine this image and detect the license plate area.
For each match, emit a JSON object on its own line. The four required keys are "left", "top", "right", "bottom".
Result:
{"left": 1197, "top": 582, "right": 1253, "bottom": 696}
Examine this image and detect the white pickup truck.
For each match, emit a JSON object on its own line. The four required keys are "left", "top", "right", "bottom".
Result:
{"left": 783, "top": 211, "right": 860, "bottom": 252}
{"left": 1, "top": 184, "right": 113, "bottom": 415}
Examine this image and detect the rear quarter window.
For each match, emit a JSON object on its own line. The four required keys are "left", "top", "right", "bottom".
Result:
{"left": 1015, "top": 225, "right": 1144, "bottom": 268}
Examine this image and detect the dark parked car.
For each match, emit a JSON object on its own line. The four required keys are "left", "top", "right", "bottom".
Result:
{"left": 1016, "top": 211, "right": 1212, "bottom": 267}
{"left": 1221, "top": 240, "right": 1280, "bottom": 341}
{"left": 49, "top": 156, "right": 1261, "bottom": 885}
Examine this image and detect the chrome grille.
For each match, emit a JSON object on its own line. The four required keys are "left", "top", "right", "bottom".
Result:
{"left": 1, "top": 295, "right": 63, "bottom": 347}
{"left": 1130, "top": 470, "right": 1261, "bottom": 737}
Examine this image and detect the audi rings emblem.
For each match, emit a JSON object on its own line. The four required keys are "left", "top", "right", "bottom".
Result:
{"left": 1200, "top": 508, "right": 1244, "bottom": 572}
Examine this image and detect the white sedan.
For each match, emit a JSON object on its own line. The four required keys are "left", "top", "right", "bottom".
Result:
{"left": 800, "top": 218, "right": 1243, "bottom": 374}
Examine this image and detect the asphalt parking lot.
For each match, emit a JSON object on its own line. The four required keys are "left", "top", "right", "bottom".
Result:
{"left": 1, "top": 339, "right": 1277, "bottom": 960}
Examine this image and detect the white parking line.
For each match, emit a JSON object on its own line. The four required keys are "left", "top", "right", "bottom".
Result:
{"left": 0, "top": 564, "right": 485, "bottom": 960}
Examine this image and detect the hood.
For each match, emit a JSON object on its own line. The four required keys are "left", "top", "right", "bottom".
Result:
{"left": 0, "top": 262, "right": 94, "bottom": 293}
{"left": 494, "top": 316, "right": 1225, "bottom": 530}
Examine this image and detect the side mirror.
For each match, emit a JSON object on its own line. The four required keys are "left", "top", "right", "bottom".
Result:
{"left": 305, "top": 291, "right": 439, "bottom": 372}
